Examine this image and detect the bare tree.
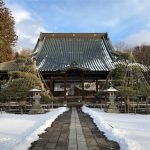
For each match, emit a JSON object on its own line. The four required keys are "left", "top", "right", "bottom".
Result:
{"left": 133, "top": 45, "right": 150, "bottom": 66}
{"left": 115, "top": 41, "right": 129, "bottom": 51}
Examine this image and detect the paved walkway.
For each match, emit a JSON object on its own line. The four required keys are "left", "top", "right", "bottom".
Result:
{"left": 29, "top": 108, "right": 120, "bottom": 150}
{"left": 68, "top": 107, "right": 87, "bottom": 150}
{"left": 78, "top": 109, "right": 120, "bottom": 150}
{"left": 29, "top": 110, "right": 71, "bottom": 150}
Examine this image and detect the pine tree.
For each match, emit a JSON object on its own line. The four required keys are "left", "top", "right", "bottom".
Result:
{"left": 0, "top": 0, "right": 17, "bottom": 63}
{"left": 0, "top": 55, "right": 51, "bottom": 103}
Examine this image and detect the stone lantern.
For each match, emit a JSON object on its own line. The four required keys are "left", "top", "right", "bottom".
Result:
{"left": 29, "top": 88, "right": 44, "bottom": 114}
{"left": 105, "top": 86, "right": 119, "bottom": 113}
{"left": 30, "top": 88, "right": 41, "bottom": 105}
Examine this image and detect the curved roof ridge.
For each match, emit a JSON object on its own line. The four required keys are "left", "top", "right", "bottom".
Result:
{"left": 39, "top": 32, "right": 108, "bottom": 40}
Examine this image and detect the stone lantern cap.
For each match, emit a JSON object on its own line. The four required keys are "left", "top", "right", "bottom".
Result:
{"left": 106, "top": 86, "right": 118, "bottom": 92}
{"left": 29, "top": 88, "right": 41, "bottom": 92}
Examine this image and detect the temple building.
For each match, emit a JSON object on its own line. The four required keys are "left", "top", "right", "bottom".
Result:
{"left": 0, "top": 33, "right": 115, "bottom": 103}
{"left": 32, "top": 33, "right": 115, "bottom": 103}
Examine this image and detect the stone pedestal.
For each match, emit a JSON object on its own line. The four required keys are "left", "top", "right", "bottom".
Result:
{"left": 105, "top": 94, "right": 119, "bottom": 113}
{"left": 106, "top": 103, "right": 119, "bottom": 113}
{"left": 29, "top": 102, "right": 44, "bottom": 114}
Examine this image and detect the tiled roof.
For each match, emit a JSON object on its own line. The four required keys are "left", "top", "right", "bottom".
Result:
{"left": 33, "top": 33, "right": 115, "bottom": 71}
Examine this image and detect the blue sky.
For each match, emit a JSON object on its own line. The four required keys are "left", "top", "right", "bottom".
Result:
{"left": 5, "top": 0, "right": 150, "bottom": 50}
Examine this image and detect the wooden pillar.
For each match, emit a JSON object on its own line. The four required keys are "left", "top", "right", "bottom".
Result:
{"left": 81, "top": 73, "right": 84, "bottom": 101}
{"left": 64, "top": 74, "right": 67, "bottom": 102}
{"left": 96, "top": 79, "right": 98, "bottom": 93}
{"left": 50, "top": 77, "right": 54, "bottom": 94}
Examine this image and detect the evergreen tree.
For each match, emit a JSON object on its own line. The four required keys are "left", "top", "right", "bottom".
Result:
{"left": 0, "top": 55, "right": 51, "bottom": 103}
{"left": 0, "top": 0, "right": 17, "bottom": 63}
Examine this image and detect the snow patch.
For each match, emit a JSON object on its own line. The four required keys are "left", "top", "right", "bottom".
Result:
{"left": 0, "top": 107, "right": 68, "bottom": 150}
{"left": 82, "top": 106, "right": 144, "bottom": 150}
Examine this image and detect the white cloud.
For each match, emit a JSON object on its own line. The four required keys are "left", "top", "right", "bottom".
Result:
{"left": 125, "top": 29, "right": 150, "bottom": 46}
{"left": 10, "top": 5, "right": 31, "bottom": 23}
{"left": 43, "top": 0, "right": 150, "bottom": 34}
{"left": 5, "top": 4, "right": 46, "bottom": 51}
{"left": 5, "top": 0, "right": 150, "bottom": 48}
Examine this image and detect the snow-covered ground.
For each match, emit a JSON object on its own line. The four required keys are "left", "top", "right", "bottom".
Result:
{"left": 0, "top": 107, "right": 68, "bottom": 150}
{"left": 82, "top": 106, "right": 150, "bottom": 150}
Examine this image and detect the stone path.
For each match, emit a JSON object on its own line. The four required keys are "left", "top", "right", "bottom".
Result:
{"left": 68, "top": 107, "right": 87, "bottom": 150}
{"left": 29, "top": 110, "right": 71, "bottom": 150}
{"left": 78, "top": 109, "right": 120, "bottom": 150}
{"left": 29, "top": 108, "right": 120, "bottom": 150}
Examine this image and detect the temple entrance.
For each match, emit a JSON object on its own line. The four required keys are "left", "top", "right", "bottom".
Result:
{"left": 41, "top": 63, "right": 108, "bottom": 104}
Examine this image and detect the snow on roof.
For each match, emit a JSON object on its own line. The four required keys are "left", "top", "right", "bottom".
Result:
{"left": 113, "top": 61, "right": 150, "bottom": 72}
{"left": 128, "top": 62, "right": 149, "bottom": 72}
